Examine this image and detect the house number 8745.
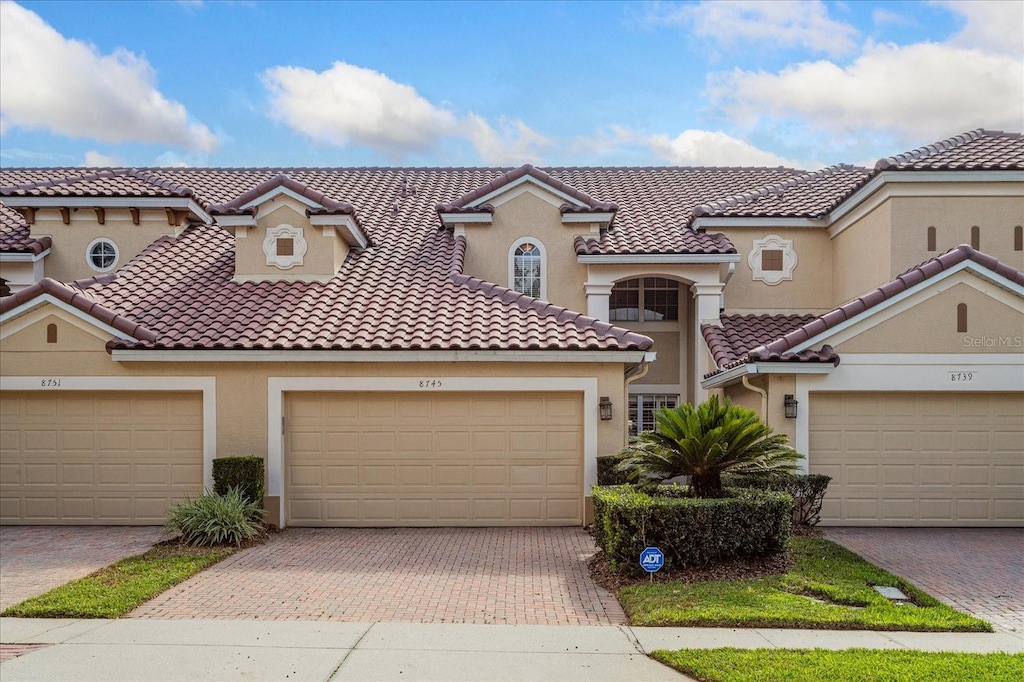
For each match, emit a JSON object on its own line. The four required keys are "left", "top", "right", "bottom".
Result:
{"left": 418, "top": 380, "right": 443, "bottom": 389}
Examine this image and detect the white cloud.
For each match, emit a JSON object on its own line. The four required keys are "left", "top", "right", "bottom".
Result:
{"left": 637, "top": 0, "right": 859, "bottom": 57}
{"left": 939, "top": 0, "right": 1023, "bottom": 57}
{"left": 0, "top": 2, "right": 218, "bottom": 152}
{"left": 83, "top": 150, "right": 121, "bottom": 167}
{"left": 262, "top": 60, "right": 551, "bottom": 164}
{"left": 709, "top": 41, "right": 1024, "bottom": 143}
{"left": 647, "top": 129, "right": 807, "bottom": 168}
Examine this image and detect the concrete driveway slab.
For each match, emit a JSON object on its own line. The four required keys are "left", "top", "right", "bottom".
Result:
{"left": 130, "top": 527, "right": 624, "bottom": 625}
{"left": 0, "top": 526, "right": 163, "bottom": 610}
{"left": 63, "top": 619, "right": 371, "bottom": 649}
{"left": 826, "top": 528, "right": 1024, "bottom": 633}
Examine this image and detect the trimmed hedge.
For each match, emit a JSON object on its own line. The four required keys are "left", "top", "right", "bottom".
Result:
{"left": 597, "top": 454, "right": 632, "bottom": 486}
{"left": 724, "top": 472, "right": 831, "bottom": 526}
{"left": 592, "top": 484, "right": 792, "bottom": 571}
{"left": 212, "top": 456, "right": 265, "bottom": 506}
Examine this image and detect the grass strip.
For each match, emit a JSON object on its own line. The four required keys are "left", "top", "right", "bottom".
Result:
{"left": 652, "top": 648, "right": 1024, "bottom": 682}
{"left": 2, "top": 543, "right": 234, "bottom": 618}
{"left": 621, "top": 537, "right": 990, "bottom": 631}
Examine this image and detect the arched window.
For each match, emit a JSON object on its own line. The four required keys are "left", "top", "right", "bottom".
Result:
{"left": 970, "top": 226, "right": 980, "bottom": 250}
{"left": 509, "top": 239, "right": 545, "bottom": 299}
{"left": 47, "top": 323, "right": 57, "bottom": 344}
{"left": 1014, "top": 225, "right": 1022, "bottom": 251}
{"left": 926, "top": 226, "right": 936, "bottom": 251}
{"left": 957, "top": 303, "right": 968, "bottom": 333}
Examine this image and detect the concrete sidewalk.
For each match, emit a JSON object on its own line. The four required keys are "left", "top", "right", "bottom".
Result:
{"left": 1, "top": 618, "right": 1021, "bottom": 681}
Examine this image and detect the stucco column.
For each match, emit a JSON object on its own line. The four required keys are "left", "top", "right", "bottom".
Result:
{"left": 690, "top": 282, "right": 724, "bottom": 403}
{"left": 584, "top": 282, "right": 614, "bottom": 322}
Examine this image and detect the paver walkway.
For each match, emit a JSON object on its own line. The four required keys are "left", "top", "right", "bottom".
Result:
{"left": 0, "top": 526, "right": 164, "bottom": 610}
{"left": 130, "top": 527, "right": 625, "bottom": 625}
{"left": 826, "top": 527, "right": 1024, "bottom": 633}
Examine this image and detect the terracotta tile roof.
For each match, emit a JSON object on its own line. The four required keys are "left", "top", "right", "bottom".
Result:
{"left": 702, "top": 314, "right": 830, "bottom": 376}
{"left": 0, "top": 277, "right": 157, "bottom": 341}
{"left": 436, "top": 164, "right": 619, "bottom": 214}
{"left": 207, "top": 173, "right": 358, "bottom": 217}
{"left": 1, "top": 168, "right": 195, "bottom": 200}
{"left": 692, "top": 165, "right": 871, "bottom": 219}
{"left": 0, "top": 220, "right": 50, "bottom": 255}
{"left": 875, "top": 129, "right": 1024, "bottom": 171}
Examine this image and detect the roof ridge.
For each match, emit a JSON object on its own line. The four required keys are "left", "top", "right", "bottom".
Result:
{"left": 0, "top": 277, "right": 158, "bottom": 342}
{"left": 693, "top": 164, "right": 869, "bottom": 217}
{"left": 438, "top": 164, "right": 618, "bottom": 212}
{"left": 752, "top": 244, "right": 1024, "bottom": 357}
{"left": 874, "top": 128, "right": 994, "bottom": 170}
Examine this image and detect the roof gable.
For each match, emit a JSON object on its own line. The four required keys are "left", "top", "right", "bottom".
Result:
{"left": 875, "top": 129, "right": 1024, "bottom": 171}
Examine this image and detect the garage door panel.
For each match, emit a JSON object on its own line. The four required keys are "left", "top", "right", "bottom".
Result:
{"left": 811, "top": 392, "right": 1023, "bottom": 527}
{"left": 285, "top": 392, "right": 583, "bottom": 526}
{"left": 0, "top": 391, "right": 203, "bottom": 525}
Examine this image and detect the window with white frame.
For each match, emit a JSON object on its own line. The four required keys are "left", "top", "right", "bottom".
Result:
{"left": 86, "top": 238, "right": 118, "bottom": 272}
{"left": 510, "top": 239, "right": 544, "bottom": 299}
{"left": 628, "top": 394, "right": 678, "bottom": 435}
{"left": 609, "top": 278, "right": 679, "bottom": 322}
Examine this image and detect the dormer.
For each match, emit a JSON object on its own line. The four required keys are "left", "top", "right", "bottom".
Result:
{"left": 436, "top": 164, "right": 618, "bottom": 237}
{"left": 209, "top": 174, "right": 368, "bottom": 284}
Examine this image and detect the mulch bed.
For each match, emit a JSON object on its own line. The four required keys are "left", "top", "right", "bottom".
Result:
{"left": 588, "top": 526, "right": 822, "bottom": 592}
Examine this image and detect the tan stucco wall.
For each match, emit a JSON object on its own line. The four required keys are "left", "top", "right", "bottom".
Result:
{"left": 1, "top": 309, "right": 633, "bottom": 509}
{"left": 28, "top": 208, "right": 174, "bottom": 283}
{"left": 717, "top": 228, "right": 833, "bottom": 313}
{"left": 628, "top": 325, "right": 683, "bottom": 387}
{"left": 234, "top": 198, "right": 341, "bottom": 280}
{"left": 724, "top": 379, "right": 763, "bottom": 414}
{"left": 889, "top": 190, "right": 1024, "bottom": 275}
{"left": 838, "top": 281, "right": 1024, "bottom": 354}
{"left": 832, "top": 201, "right": 893, "bottom": 305}
{"left": 765, "top": 374, "right": 797, "bottom": 447}
{"left": 461, "top": 189, "right": 588, "bottom": 313}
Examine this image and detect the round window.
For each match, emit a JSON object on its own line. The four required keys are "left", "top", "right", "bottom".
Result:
{"left": 86, "top": 238, "right": 118, "bottom": 272}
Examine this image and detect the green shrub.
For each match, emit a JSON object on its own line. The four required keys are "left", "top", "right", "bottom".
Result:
{"left": 212, "top": 456, "right": 265, "bottom": 505}
{"left": 592, "top": 484, "right": 792, "bottom": 571}
{"left": 164, "top": 488, "right": 265, "bottom": 547}
{"left": 724, "top": 472, "right": 832, "bottom": 526}
{"left": 597, "top": 454, "right": 632, "bottom": 486}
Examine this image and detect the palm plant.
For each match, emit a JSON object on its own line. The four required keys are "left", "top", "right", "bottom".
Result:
{"left": 616, "top": 395, "right": 800, "bottom": 497}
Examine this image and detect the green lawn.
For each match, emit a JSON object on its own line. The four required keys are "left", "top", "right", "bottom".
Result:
{"left": 620, "top": 537, "right": 990, "bottom": 631}
{"left": 2, "top": 543, "right": 235, "bottom": 619}
{"left": 652, "top": 648, "right": 1024, "bottom": 682}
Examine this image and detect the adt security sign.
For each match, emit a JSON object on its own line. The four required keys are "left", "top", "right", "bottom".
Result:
{"left": 640, "top": 547, "right": 664, "bottom": 573}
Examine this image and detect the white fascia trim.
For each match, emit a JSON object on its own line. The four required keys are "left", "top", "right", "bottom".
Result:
{"left": 308, "top": 215, "right": 368, "bottom": 248}
{"left": 829, "top": 170, "right": 1024, "bottom": 231}
{"left": 110, "top": 349, "right": 653, "bottom": 363}
{"left": 240, "top": 186, "right": 320, "bottom": 211}
{"left": 692, "top": 217, "right": 826, "bottom": 229}
{"left": 840, "top": 353, "right": 1022, "bottom": 365}
{"left": 578, "top": 253, "right": 742, "bottom": 264}
{"left": 266, "top": 376, "right": 600, "bottom": 528}
{"left": 3, "top": 197, "right": 213, "bottom": 225}
{"left": 0, "top": 249, "right": 50, "bottom": 263}
{"left": 789, "top": 261, "right": 1024, "bottom": 354}
{"left": 214, "top": 215, "right": 256, "bottom": 227}
{"left": 0, "top": 375, "right": 217, "bottom": 490}
{"left": 561, "top": 212, "right": 614, "bottom": 224}
{"left": 469, "top": 175, "right": 587, "bottom": 210}
{"left": 438, "top": 212, "right": 493, "bottom": 226}
{"left": 0, "top": 294, "right": 138, "bottom": 340}
{"left": 700, "top": 361, "right": 836, "bottom": 389}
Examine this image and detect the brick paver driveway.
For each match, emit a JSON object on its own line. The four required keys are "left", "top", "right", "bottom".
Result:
{"left": 130, "top": 527, "right": 624, "bottom": 625}
{"left": 0, "top": 526, "right": 164, "bottom": 610}
{"left": 826, "top": 527, "right": 1023, "bottom": 632}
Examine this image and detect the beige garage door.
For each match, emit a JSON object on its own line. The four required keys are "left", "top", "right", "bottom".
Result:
{"left": 0, "top": 391, "right": 204, "bottom": 525}
{"left": 285, "top": 392, "right": 583, "bottom": 526}
{"left": 810, "top": 392, "right": 1024, "bottom": 526}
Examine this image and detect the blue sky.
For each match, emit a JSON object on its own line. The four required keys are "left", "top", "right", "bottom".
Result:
{"left": 1, "top": 1, "right": 1021, "bottom": 170}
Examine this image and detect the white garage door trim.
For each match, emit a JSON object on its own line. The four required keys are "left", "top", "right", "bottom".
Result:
{"left": 794, "top": 353, "right": 1023, "bottom": 463}
{"left": 267, "top": 377, "right": 598, "bottom": 528}
{"left": 0, "top": 376, "right": 217, "bottom": 489}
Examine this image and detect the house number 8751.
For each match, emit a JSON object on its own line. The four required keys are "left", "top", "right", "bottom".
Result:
{"left": 40, "top": 378, "right": 62, "bottom": 387}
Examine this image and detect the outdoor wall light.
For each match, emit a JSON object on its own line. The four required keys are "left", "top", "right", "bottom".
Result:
{"left": 784, "top": 394, "right": 799, "bottom": 419}
{"left": 599, "top": 396, "right": 613, "bottom": 421}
